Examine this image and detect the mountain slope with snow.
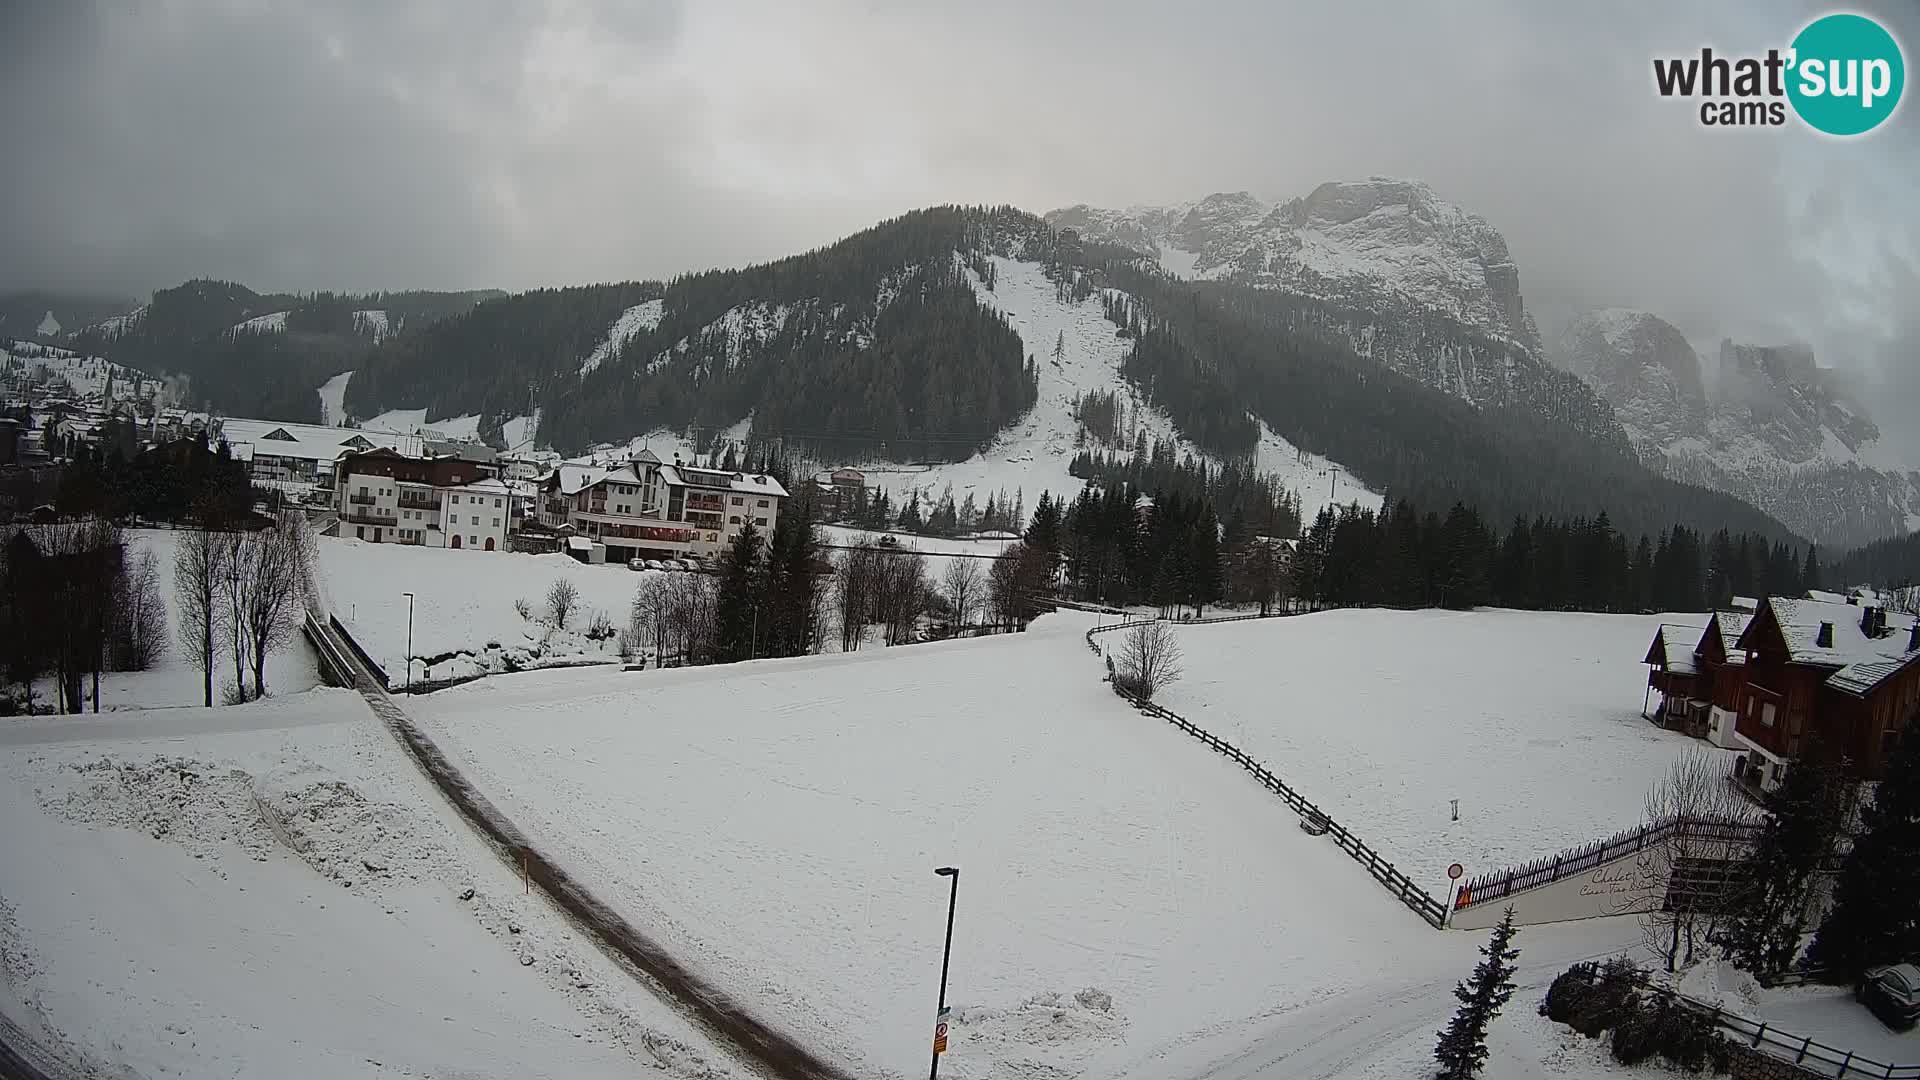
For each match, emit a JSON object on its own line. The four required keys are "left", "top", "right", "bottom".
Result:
{"left": 1051, "top": 177, "right": 1540, "bottom": 350}
{"left": 1555, "top": 313, "right": 1918, "bottom": 546}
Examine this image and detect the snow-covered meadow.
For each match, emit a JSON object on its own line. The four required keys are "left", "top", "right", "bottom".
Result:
{"left": 0, "top": 692, "right": 739, "bottom": 1080}
{"left": 1154, "top": 608, "right": 1729, "bottom": 886}
{"left": 413, "top": 611, "right": 1647, "bottom": 1079}
{"left": 315, "top": 537, "right": 644, "bottom": 685}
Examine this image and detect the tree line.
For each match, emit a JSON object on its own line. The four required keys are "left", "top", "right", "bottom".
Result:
{"left": 1290, "top": 501, "right": 1817, "bottom": 613}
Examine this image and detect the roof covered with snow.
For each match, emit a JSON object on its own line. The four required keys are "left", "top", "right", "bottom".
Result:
{"left": 1740, "top": 596, "right": 1920, "bottom": 694}
{"left": 213, "top": 417, "right": 420, "bottom": 464}
{"left": 1647, "top": 624, "right": 1702, "bottom": 674}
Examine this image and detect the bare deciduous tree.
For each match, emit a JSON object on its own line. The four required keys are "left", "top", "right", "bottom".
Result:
{"left": 235, "top": 513, "right": 316, "bottom": 699}
{"left": 547, "top": 578, "right": 580, "bottom": 628}
{"left": 1116, "top": 621, "right": 1184, "bottom": 700}
{"left": 835, "top": 542, "right": 881, "bottom": 652}
{"left": 1637, "top": 749, "right": 1752, "bottom": 972}
{"left": 110, "top": 548, "right": 168, "bottom": 671}
{"left": 942, "top": 558, "right": 982, "bottom": 634}
{"left": 175, "top": 524, "right": 228, "bottom": 707}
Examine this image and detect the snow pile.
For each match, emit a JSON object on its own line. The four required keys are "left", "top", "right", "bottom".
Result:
{"left": 415, "top": 615, "right": 1501, "bottom": 1079}
{"left": 1155, "top": 608, "right": 1723, "bottom": 886}
{"left": 0, "top": 695, "right": 740, "bottom": 1079}
{"left": 316, "top": 537, "right": 643, "bottom": 679}
{"left": 229, "top": 310, "right": 289, "bottom": 335}
{"left": 316, "top": 369, "right": 353, "bottom": 425}
{"left": 579, "top": 299, "right": 665, "bottom": 378}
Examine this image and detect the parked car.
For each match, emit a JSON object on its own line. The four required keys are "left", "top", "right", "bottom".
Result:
{"left": 878, "top": 534, "right": 899, "bottom": 548}
{"left": 1857, "top": 963, "right": 1920, "bottom": 1030}
{"left": 627, "top": 558, "right": 647, "bottom": 571}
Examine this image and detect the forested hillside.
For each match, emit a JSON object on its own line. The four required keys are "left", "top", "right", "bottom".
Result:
{"left": 68, "top": 281, "right": 498, "bottom": 421}
{"left": 347, "top": 206, "right": 1043, "bottom": 459}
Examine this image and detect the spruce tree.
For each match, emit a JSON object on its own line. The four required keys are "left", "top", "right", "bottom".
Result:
{"left": 712, "top": 522, "right": 765, "bottom": 662}
{"left": 1434, "top": 907, "right": 1521, "bottom": 1080}
{"left": 1715, "top": 739, "right": 1847, "bottom": 978}
{"left": 1808, "top": 712, "right": 1920, "bottom": 979}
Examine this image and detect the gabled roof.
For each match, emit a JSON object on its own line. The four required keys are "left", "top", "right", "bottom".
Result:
{"left": 1740, "top": 596, "right": 1917, "bottom": 668}
{"left": 1646, "top": 623, "right": 1702, "bottom": 674}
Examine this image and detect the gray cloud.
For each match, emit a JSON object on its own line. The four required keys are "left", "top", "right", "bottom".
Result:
{"left": 2, "top": 0, "right": 1915, "bottom": 448}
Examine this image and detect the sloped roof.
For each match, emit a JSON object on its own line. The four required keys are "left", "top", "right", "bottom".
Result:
{"left": 1739, "top": 596, "right": 1920, "bottom": 696}
{"left": 1646, "top": 623, "right": 1702, "bottom": 674}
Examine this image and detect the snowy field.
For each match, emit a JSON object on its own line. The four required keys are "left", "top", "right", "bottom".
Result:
{"left": 1154, "top": 608, "right": 1729, "bottom": 887}
{"left": 0, "top": 690, "right": 739, "bottom": 1080}
{"left": 815, "top": 524, "right": 1016, "bottom": 585}
{"left": 315, "top": 537, "right": 639, "bottom": 684}
{"left": 50, "top": 530, "right": 322, "bottom": 710}
{"left": 415, "top": 611, "right": 1646, "bottom": 1079}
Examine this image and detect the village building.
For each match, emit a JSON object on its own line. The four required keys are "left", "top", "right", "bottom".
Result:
{"left": 209, "top": 417, "right": 423, "bottom": 492}
{"left": 1643, "top": 612, "right": 1752, "bottom": 748}
{"left": 1730, "top": 595, "right": 1920, "bottom": 795}
{"left": 537, "top": 449, "right": 787, "bottom": 563}
{"left": 334, "top": 447, "right": 512, "bottom": 550}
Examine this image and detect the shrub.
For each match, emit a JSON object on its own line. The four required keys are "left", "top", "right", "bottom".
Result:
{"left": 587, "top": 610, "right": 615, "bottom": 642}
{"left": 514, "top": 597, "right": 531, "bottom": 621}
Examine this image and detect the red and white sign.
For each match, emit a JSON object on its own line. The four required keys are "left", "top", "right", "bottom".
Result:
{"left": 932, "top": 1006, "right": 951, "bottom": 1054}
{"left": 1447, "top": 862, "right": 1465, "bottom": 881}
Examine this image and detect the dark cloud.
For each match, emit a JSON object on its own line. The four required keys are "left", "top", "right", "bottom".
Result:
{"left": 1, "top": 0, "right": 1914, "bottom": 447}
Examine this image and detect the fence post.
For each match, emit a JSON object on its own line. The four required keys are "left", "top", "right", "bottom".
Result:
{"left": 1796, "top": 1036, "right": 1811, "bottom": 1064}
{"left": 1752, "top": 1022, "right": 1766, "bottom": 1048}
{"left": 1837, "top": 1051, "right": 1852, "bottom": 1078}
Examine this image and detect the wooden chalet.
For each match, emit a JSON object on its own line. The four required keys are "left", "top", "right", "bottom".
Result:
{"left": 1729, "top": 596, "right": 1920, "bottom": 794}
{"left": 1642, "top": 611, "right": 1751, "bottom": 747}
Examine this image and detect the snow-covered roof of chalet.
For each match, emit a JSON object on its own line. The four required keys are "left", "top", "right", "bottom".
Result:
{"left": 1730, "top": 596, "right": 1758, "bottom": 612}
{"left": 1647, "top": 623, "right": 1703, "bottom": 674}
{"left": 657, "top": 464, "right": 789, "bottom": 499}
{"left": 453, "top": 476, "right": 510, "bottom": 493}
{"left": 213, "top": 417, "right": 419, "bottom": 464}
{"left": 551, "top": 463, "right": 612, "bottom": 496}
{"left": 1827, "top": 653, "right": 1920, "bottom": 697}
{"left": 1709, "top": 610, "right": 1752, "bottom": 664}
{"left": 1748, "top": 596, "right": 1916, "bottom": 667}
{"left": 1803, "top": 589, "right": 1850, "bottom": 605}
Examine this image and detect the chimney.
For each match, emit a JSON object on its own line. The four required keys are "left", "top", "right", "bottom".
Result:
{"left": 1861, "top": 606, "right": 1877, "bottom": 637}
{"left": 1816, "top": 622, "right": 1834, "bottom": 648}
{"left": 1909, "top": 622, "right": 1920, "bottom": 653}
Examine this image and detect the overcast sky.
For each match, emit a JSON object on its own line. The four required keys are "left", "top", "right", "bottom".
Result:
{"left": 2, "top": 1, "right": 1915, "bottom": 447}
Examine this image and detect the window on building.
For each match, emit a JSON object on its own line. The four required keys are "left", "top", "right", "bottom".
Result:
{"left": 494, "top": 498, "right": 502, "bottom": 508}
{"left": 1883, "top": 727, "right": 1901, "bottom": 753}
{"left": 729, "top": 515, "right": 740, "bottom": 525}
{"left": 755, "top": 517, "right": 767, "bottom": 526}
{"left": 1761, "top": 702, "right": 1777, "bottom": 727}
{"left": 491, "top": 518, "right": 500, "bottom": 527}
{"left": 469, "top": 536, "right": 477, "bottom": 546}
{"left": 451, "top": 495, "right": 460, "bottom": 504}
{"left": 472, "top": 515, "right": 480, "bottom": 526}
{"left": 757, "top": 499, "right": 768, "bottom": 508}
{"left": 731, "top": 496, "right": 743, "bottom": 505}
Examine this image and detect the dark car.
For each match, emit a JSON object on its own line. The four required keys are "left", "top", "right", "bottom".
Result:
{"left": 1857, "top": 963, "right": 1920, "bottom": 1030}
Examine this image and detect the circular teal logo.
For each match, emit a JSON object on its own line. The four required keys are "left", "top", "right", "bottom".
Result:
{"left": 1787, "top": 13, "right": 1905, "bottom": 136}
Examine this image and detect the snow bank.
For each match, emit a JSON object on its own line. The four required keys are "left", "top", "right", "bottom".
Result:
{"left": 415, "top": 615, "right": 1495, "bottom": 1079}
{"left": 0, "top": 692, "right": 737, "bottom": 1079}
{"left": 1156, "top": 608, "right": 1728, "bottom": 887}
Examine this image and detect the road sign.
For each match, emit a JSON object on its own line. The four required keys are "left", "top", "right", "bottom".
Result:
{"left": 932, "top": 1006, "right": 950, "bottom": 1054}
{"left": 1447, "top": 862, "right": 1465, "bottom": 881}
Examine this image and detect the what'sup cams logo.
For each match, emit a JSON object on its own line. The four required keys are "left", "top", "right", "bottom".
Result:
{"left": 1654, "top": 12, "right": 1905, "bottom": 135}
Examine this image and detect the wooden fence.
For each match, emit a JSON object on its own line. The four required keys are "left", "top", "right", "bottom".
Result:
{"left": 1644, "top": 981, "right": 1918, "bottom": 1080}
{"left": 1084, "top": 619, "right": 1448, "bottom": 927}
{"left": 1455, "top": 815, "right": 1764, "bottom": 911}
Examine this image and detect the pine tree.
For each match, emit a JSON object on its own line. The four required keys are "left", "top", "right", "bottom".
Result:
{"left": 1802, "top": 544, "right": 1821, "bottom": 594}
{"left": 1808, "top": 712, "right": 1920, "bottom": 979}
{"left": 1715, "top": 739, "right": 1847, "bottom": 978}
{"left": 1434, "top": 908, "right": 1521, "bottom": 1080}
{"left": 712, "top": 522, "right": 765, "bottom": 662}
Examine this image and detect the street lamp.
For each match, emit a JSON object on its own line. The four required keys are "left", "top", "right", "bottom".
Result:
{"left": 402, "top": 591, "right": 415, "bottom": 693}
{"left": 929, "top": 866, "right": 959, "bottom": 1080}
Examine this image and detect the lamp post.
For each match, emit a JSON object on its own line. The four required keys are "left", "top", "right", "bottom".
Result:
{"left": 402, "top": 591, "right": 415, "bottom": 693}
{"left": 930, "top": 866, "right": 959, "bottom": 1080}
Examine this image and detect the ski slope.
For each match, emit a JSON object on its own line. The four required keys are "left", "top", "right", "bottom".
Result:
{"left": 413, "top": 612, "right": 1644, "bottom": 1079}
{"left": 853, "top": 256, "right": 1374, "bottom": 523}
{"left": 1155, "top": 608, "right": 1730, "bottom": 886}
{"left": 0, "top": 691, "right": 738, "bottom": 1080}
{"left": 579, "top": 299, "right": 665, "bottom": 378}
{"left": 317, "top": 369, "right": 353, "bottom": 425}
